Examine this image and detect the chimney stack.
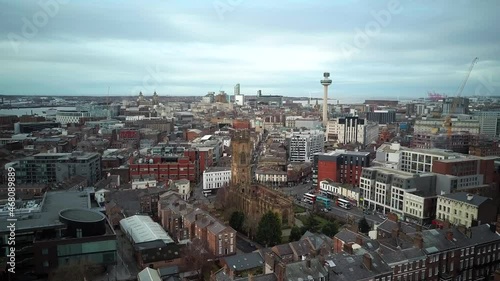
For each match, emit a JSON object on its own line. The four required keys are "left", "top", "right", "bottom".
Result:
{"left": 306, "top": 259, "right": 311, "bottom": 268}
{"left": 414, "top": 233, "right": 424, "bottom": 249}
{"left": 343, "top": 242, "right": 354, "bottom": 254}
{"left": 446, "top": 230, "right": 454, "bottom": 241}
{"left": 356, "top": 235, "right": 363, "bottom": 246}
{"left": 363, "top": 253, "right": 372, "bottom": 270}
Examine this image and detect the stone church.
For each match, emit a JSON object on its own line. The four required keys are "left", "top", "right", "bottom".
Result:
{"left": 229, "top": 129, "right": 294, "bottom": 227}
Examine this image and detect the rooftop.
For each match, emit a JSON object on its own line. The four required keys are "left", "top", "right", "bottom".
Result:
{"left": 438, "top": 192, "right": 490, "bottom": 206}
{"left": 222, "top": 252, "right": 264, "bottom": 272}
{"left": 120, "top": 215, "right": 175, "bottom": 245}
{"left": 0, "top": 190, "right": 90, "bottom": 233}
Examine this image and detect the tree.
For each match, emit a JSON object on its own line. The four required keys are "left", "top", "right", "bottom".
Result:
{"left": 49, "top": 260, "right": 101, "bottom": 281}
{"left": 321, "top": 221, "right": 339, "bottom": 237}
{"left": 289, "top": 226, "right": 307, "bottom": 242}
{"left": 229, "top": 211, "right": 245, "bottom": 232}
{"left": 181, "top": 238, "right": 214, "bottom": 279}
{"left": 303, "top": 213, "right": 320, "bottom": 233}
{"left": 358, "top": 217, "right": 371, "bottom": 234}
{"left": 256, "top": 211, "right": 282, "bottom": 247}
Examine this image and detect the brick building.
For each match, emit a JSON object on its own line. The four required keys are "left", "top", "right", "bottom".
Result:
{"left": 129, "top": 153, "right": 199, "bottom": 183}
{"left": 158, "top": 192, "right": 236, "bottom": 257}
{"left": 313, "top": 150, "right": 370, "bottom": 188}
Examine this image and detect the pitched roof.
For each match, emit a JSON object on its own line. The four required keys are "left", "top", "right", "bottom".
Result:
{"left": 439, "top": 192, "right": 490, "bottom": 206}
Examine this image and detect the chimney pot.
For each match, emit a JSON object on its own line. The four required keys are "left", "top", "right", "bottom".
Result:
{"left": 467, "top": 194, "right": 473, "bottom": 201}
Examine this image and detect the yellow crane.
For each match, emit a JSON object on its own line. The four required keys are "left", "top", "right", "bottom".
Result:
{"left": 444, "top": 57, "right": 478, "bottom": 137}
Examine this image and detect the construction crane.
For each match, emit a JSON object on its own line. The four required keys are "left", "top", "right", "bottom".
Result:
{"left": 444, "top": 57, "right": 479, "bottom": 138}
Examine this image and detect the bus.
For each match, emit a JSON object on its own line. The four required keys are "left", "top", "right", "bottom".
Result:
{"left": 337, "top": 198, "right": 351, "bottom": 209}
{"left": 303, "top": 193, "right": 317, "bottom": 204}
{"left": 316, "top": 196, "right": 331, "bottom": 209}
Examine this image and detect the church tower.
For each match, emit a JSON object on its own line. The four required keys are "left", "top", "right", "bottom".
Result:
{"left": 231, "top": 130, "right": 252, "bottom": 189}
{"left": 152, "top": 91, "right": 159, "bottom": 106}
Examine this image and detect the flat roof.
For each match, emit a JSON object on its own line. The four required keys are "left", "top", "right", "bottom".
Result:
{"left": 0, "top": 191, "right": 90, "bottom": 233}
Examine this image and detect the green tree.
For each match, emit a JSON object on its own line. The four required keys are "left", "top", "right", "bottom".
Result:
{"left": 303, "top": 213, "right": 320, "bottom": 233}
{"left": 358, "top": 217, "right": 371, "bottom": 234}
{"left": 229, "top": 211, "right": 245, "bottom": 232}
{"left": 321, "top": 221, "right": 339, "bottom": 237}
{"left": 256, "top": 211, "right": 282, "bottom": 247}
{"left": 289, "top": 226, "right": 305, "bottom": 242}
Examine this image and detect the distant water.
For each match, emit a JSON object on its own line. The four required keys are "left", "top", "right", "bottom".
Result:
{"left": 0, "top": 107, "right": 76, "bottom": 117}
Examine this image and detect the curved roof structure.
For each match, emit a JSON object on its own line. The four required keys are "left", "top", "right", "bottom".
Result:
{"left": 120, "top": 215, "right": 174, "bottom": 244}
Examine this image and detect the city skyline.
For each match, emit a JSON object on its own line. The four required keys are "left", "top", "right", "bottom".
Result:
{"left": 1, "top": 0, "right": 499, "bottom": 99}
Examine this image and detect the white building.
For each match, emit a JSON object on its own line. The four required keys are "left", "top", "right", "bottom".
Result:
{"left": 359, "top": 167, "right": 436, "bottom": 221}
{"left": 399, "top": 148, "right": 463, "bottom": 174}
{"left": 172, "top": 179, "right": 191, "bottom": 200}
{"left": 131, "top": 177, "right": 157, "bottom": 189}
{"left": 203, "top": 167, "right": 231, "bottom": 196}
{"left": 326, "top": 116, "right": 378, "bottom": 146}
{"left": 94, "top": 189, "right": 110, "bottom": 204}
{"left": 235, "top": 94, "right": 245, "bottom": 106}
{"left": 319, "top": 180, "right": 360, "bottom": 205}
{"left": 255, "top": 168, "right": 287, "bottom": 187}
{"left": 288, "top": 130, "right": 324, "bottom": 162}
{"left": 373, "top": 142, "right": 402, "bottom": 169}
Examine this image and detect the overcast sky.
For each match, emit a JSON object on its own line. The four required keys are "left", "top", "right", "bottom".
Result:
{"left": 1, "top": 0, "right": 498, "bottom": 101}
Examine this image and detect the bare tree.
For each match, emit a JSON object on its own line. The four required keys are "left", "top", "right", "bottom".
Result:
{"left": 49, "top": 260, "right": 102, "bottom": 281}
{"left": 181, "top": 238, "right": 215, "bottom": 279}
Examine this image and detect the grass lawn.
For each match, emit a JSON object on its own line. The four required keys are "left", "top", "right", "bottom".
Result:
{"left": 293, "top": 204, "right": 306, "bottom": 214}
{"left": 297, "top": 213, "right": 332, "bottom": 229}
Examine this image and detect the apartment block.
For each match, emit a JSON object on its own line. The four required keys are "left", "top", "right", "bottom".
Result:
{"left": 359, "top": 167, "right": 437, "bottom": 221}
{"left": 313, "top": 150, "right": 370, "bottom": 187}
{"left": 288, "top": 130, "right": 324, "bottom": 162}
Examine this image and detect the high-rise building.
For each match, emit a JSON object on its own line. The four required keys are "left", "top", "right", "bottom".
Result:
{"left": 326, "top": 116, "right": 378, "bottom": 146}
{"left": 475, "top": 111, "right": 500, "bottom": 137}
{"left": 288, "top": 130, "right": 324, "bottom": 162}
{"left": 442, "top": 97, "right": 470, "bottom": 115}
{"left": 365, "top": 110, "right": 396, "bottom": 124}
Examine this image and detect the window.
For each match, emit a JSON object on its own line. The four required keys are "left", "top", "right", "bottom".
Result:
{"left": 43, "top": 261, "right": 49, "bottom": 267}
{"left": 42, "top": 248, "right": 48, "bottom": 255}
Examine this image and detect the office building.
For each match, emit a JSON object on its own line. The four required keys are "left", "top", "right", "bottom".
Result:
{"left": 414, "top": 115, "right": 480, "bottom": 135}
{"left": 203, "top": 167, "right": 231, "bottom": 196}
{"left": 474, "top": 111, "right": 500, "bottom": 137}
{"left": 13, "top": 152, "right": 101, "bottom": 185}
{"left": 0, "top": 191, "right": 117, "bottom": 276}
{"left": 366, "top": 110, "right": 396, "bottom": 124}
{"left": 14, "top": 121, "right": 61, "bottom": 134}
{"left": 442, "top": 97, "right": 470, "bottom": 115}
{"left": 288, "top": 130, "right": 324, "bottom": 162}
